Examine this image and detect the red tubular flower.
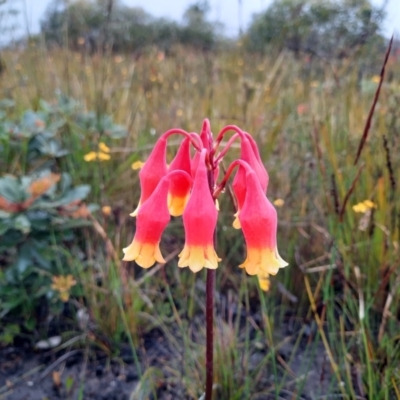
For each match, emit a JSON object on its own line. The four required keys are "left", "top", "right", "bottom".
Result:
{"left": 232, "top": 136, "right": 269, "bottom": 229}
{"left": 244, "top": 133, "right": 269, "bottom": 190}
{"left": 168, "top": 138, "right": 192, "bottom": 216}
{"left": 179, "top": 149, "right": 220, "bottom": 272}
{"left": 238, "top": 169, "right": 287, "bottom": 285}
{"left": 123, "top": 177, "right": 170, "bottom": 268}
{"left": 131, "top": 137, "right": 167, "bottom": 217}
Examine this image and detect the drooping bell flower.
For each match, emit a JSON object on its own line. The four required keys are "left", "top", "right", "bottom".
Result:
{"left": 168, "top": 138, "right": 192, "bottom": 216}
{"left": 238, "top": 169, "right": 287, "bottom": 281}
{"left": 130, "top": 137, "right": 168, "bottom": 217}
{"left": 232, "top": 135, "right": 269, "bottom": 229}
{"left": 244, "top": 133, "right": 269, "bottom": 189}
{"left": 123, "top": 177, "right": 170, "bottom": 267}
{"left": 179, "top": 149, "right": 220, "bottom": 272}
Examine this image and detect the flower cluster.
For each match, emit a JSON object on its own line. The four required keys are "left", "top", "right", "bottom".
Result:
{"left": 123, "top": 120, "right": 287, "bottom": 290}
{"left": 352, "top": 199, "right": 377, "bottom": 214}
{"left": 84, "top": 142, "right": 111, "bottom": 162}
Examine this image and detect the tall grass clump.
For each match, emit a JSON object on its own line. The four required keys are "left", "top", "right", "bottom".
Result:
{"left": 1, "top": 37, "right": 400, "bottom": 398}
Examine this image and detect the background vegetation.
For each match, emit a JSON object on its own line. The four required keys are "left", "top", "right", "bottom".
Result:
{"left": 0, "top": 0, "right": 400, "bottom": 398}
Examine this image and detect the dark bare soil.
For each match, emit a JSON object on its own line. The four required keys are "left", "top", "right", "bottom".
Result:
{"left": 0, "top": 318, "right": 335, "bottom": 400}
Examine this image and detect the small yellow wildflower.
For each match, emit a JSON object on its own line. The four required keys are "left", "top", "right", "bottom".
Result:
{"left": 273, "top": 199, "right": 285, "bottom": 207}
{"left": 84, "top": 143, "right": 111, "bottom": 162}
{"left": 51, "top": 275, "right": 77, "bottom": 302}
{"left": 96, "top": 152, "right": 111, "bottom": 161}
{"left": 131, "top": 160, "right": 145, "bottom": 170}
{"left": 371, "top": 75, "right": 380, "bottom": 84}
{"left": 98, "top": 142, "right": 110, "bottom": 153}
{"left": 362, "top": 200, "right": 376, "bottom": 209}
{"left": 353, "top": 200, "right": 377, "bottom": 213}
{"left": 310, "top": 81, "right": 319, "bottom": 88}
{"left": 84, "top": 151, "right": 98, "bottom": 162}
{"left": 102, "top": 205, "right": 112, "bottom": 216}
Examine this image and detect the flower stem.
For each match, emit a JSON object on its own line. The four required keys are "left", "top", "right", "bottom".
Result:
{"left": 205, "top": 268, "right": 215, "bottom": 400}
{"left": 205, "top": 146, "right": 216, "bottom": 400}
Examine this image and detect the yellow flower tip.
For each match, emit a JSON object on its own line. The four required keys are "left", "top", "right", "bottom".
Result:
{"left": 102, "top": 205, "right": 112, "bottom": 216}
{"left": 232, "top": 212, "right": 241, "bottom": 229}
{"left": 178, "top": 245, "right": 220, "bottom": 273}
{"left": 131, "top": 160, "right": 145, "bottom": 170}
{"left": 167, "top": 193, "right": 189, "bottom": 217}
{"left": 257, "top": 274, "right": 271, "bottom": 291}
{"left": 129, "top": 203, "right": 141, "bottom": 217}
{"left": 84, "top": 151, "right": 97, "bottom": 162}
{"left": 273, "top": 198, "right": 285, "bottom": 207}
{"left": 123, "top": 240, "right": 165, "bottom": 268}
{"left": 371, "top": 75, "right": 380, "bottom": 83}
{"left": 240, "top": 247, "right": 287, "bottom": 276}
{"left": 98, "top": 142, "right": 111, "bottom": 153}
{"left": 215, "top": 199, "right": 220, "bottom": 211}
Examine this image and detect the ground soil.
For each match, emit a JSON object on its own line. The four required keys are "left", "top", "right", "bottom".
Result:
{"left": 0, "top": 320, "right": 335, "bottom": 400}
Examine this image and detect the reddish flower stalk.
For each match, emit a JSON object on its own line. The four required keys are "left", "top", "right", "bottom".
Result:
{"left": 123, "top": 120, "right": 287, "bottom": 399}
{"left": 206, "top": 155, "right": 216, "bottom": 400}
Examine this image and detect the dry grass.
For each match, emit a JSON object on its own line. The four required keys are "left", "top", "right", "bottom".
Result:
{"left": 1, "top": 42, "right": 400, "bottom": 398}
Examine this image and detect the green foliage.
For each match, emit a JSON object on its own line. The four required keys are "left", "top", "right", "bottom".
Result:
{"left": 41, "top": 0, "right": 218, "bottom": 52}
{"left": 246, "top": 0, "right": 385, "bottom": 59}
{"left": 1, "top": 39, "right": 400, "bottom": 396}
{"left": 0, "top": 96, "right": 108, "bottom": 339}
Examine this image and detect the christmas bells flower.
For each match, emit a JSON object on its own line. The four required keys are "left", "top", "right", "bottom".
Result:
{"left": 123, "top": 121, "right": 287, "bottom": 291}
{"left": 237, "top": 165, "right": 288, "bottom": 289}
{"left": 178, "top": 149, "right": 220, "bottom": 272}
{"left": 130, "top": 136, "right": 168, "bottom": 217}
{"left": 123, "top": 176, "right": 170, "bottom": 267}
{"left": 168, "top": 137, "right": 192, "bottom": 217}
{"left": 123, "top": 169, "right": 192, "bottom": 267}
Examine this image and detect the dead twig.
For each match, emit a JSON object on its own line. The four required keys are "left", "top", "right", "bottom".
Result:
{"left": 378, "top": 276, "right": 400, "bottom": 343}
{"left": 354, "top": 35, "right": 393, "bottom": 165}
